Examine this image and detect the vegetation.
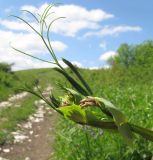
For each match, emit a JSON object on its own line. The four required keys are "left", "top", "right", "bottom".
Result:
{"left": 0, "top": 63, "right": 18, "bottom": 101}
{"left": 52, "top": 41, "right": 153, "bottom": 160}
{"left": 0, "top": 95, "right": 38, "bottom": 145}
{"left": 0, "top": 4, "right": 152, "bottom": 160}
{"left": 0, "top": 64, "right": 63, "bottom": 102}
{"left": 53, "top": 69, "right": 153, "bottom": 160}
{"left": 8, "top": 4, "right": 153, "bottom": 160}
{"left": 0, "top": 63, "right": 65, "bottom": 145}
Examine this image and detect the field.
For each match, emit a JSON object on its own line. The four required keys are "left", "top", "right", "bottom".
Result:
{"left": 53, "top": 68, "right": 153, "bottom": 160}
{"left": 0, "top": 63, "right": 153, "bottom": 159}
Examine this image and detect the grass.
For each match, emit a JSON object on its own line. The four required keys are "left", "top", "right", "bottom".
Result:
{"left": 0, "top": 68, "right": 65, "bottom": 145}
{"left": 0, "top": 68, "right": 66, "bottom": 102}
{"left": 4, "top": 6, "right": 152, "bottom": 159}
{"left": 1, "top": 66, "right": 153, "bottom": 159}
{"left": 0, "top": 5, "right": 152, "bottom": 159}
{"left": 52, "top": 69, "right": 153, "bottom": 160}
{"left": 0, "top": 95, "right": 38, "bottom": 145}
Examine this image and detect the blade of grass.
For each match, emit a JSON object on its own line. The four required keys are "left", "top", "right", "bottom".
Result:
{"left": 11, "top": 46, "right": 55, "bottom": 64}
{"left": 54, "top": 67, "right": 89, "bottom": 96}
{"left": 10, "top": 15, "right": 40, "bottom": 35}
{"left": 47, "top": 17, "right": 65, "bottom": 64}
{"left": 62, "top": 58, "right": 93, "bottom": 95}
{"left": 21, "top": 10, "right": 39, "bottom": 23}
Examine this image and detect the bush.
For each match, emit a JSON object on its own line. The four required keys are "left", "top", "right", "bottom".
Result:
{"left": 0, "top": 63, "right": 13, "bottom": 73}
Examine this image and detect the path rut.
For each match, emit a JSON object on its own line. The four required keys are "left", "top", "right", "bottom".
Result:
{"left": 0, "top": 86, "right": 57, "bottom": 160}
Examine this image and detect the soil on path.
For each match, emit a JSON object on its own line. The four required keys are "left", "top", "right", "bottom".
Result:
{"left": 0, "top": 111, "right": 57, "bottom": 160}
{"left": 0, "top": 86, "right": 57, "bottom": 160}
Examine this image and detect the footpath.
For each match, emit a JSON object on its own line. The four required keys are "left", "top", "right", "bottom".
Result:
{"left": 0, "top": 86, "right": 57, "bottom": 160}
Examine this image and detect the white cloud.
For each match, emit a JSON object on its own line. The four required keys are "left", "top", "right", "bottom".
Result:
{"left": 71, "top": 61, "right": 83, "bottom": 68}
{"left": 10, "top": 60, "right": 82, "bottom": 71}
{"left": 88, "top": 65, "right": 110, "bottom": 70}
{"left": 21, "top": 5, "right": 37, "bottom": 13}
{"left": 103, "top": 65, "right": 110, "bottom": 69}
{"left": 0, "top": 29, "right": 67, "bottom": 55}
{"left": 0, "top": 3, "right": 114, "bottom": 37}
{"left": 0, "top": 29, "right": 68, "bottom": 70}
{"left": 83, "top": 25, "right": 142, "bottom": 38}
{"left": 99, "top": 42, "right": 107, "bottom": 50}
{"left": 99, "top": 51, "right": 117, "bottom": 61}
{"left": 89, "top": 66, "right": 99, "bottom": 70}
{"left": 21, "top": 3, "right": 114, "bottom": 22}
{"left": 0, "top": 19, "right": 38, "bottom": 32}
{"left": 51, "top": 41, "right": 68, "bottom": 52}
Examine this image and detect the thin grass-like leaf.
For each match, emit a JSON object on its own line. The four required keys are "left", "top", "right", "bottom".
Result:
{"left": 21, "top": 10, "right": 39, "bottom": 23}
{"left": 11, "top": 46, "right": 55, "bottom": 64}
{"left": 40, "top": 4, "right": 53, "bottom": 24}
{"left": 62, "top": 58, "right": 93, "bottom": 95}
{"left": 50, "top": 94, "right": 60, "bottom": 108}
{"left": 10, "top": 15, "right": 40, "bottom": 35}
{"left": 95, "top": 97, "right": 134, "bottom": 142}
{"left": 47, "top": 17, "right": 65, "bottom": 64}
{"left": 54, "top": 67, "right": 89, "bottom": 96}
{"left": 131, "top": 124, "right": 153, "bottom": 142}
{"left": 40, "top": 4, "right": 55, "bottom": 34}
{"left": 21, "top": 85, "right": 62, "bottom": 114}
{"left": 37, "top": 12, "right": 55, "bottom": 29}
{"left": 40, "top": 5, "right": 52, "bottom": 30}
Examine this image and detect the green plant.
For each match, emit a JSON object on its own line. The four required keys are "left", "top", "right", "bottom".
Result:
{"left": 0, "top": 95, "right": 37, "bottom": 144}
{"left": 0, "top": 63, "right": 13, "bottom": 73}
{"left": 11, "top": 3, "right": 153, "bottom": 152}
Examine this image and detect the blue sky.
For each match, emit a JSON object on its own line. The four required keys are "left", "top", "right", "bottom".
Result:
{"left": 0, "top": 0, "right": 152, "bottom": 70}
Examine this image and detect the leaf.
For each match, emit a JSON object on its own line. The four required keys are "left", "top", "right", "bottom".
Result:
{"left": 50, "top": 94, "right": 60, "bottom": 108}
{"left": 118, "top": 123, "right": 134, "bottom": 145}
{"left": 59, "top": 104, "right": 87, "bottom": 123}
{"left": 85, "top": 110, "right": 99, "bottom": 123}
{"left": 131, "top": 124, "right": 153, "bottom": 142}
{"left": 54, "top": 67, "right": 89, "bottom": 96}
{"left": 95, "top": 97, "right": 126, "bottom": 125}
{"left": 57, "top": 84, "right": 83, "bottom": 104}
{"left": 95, "top": 97, "right": 134, "bottom": 143}
{"left": 62, "top": 58, "right": 93, "bottom": 95}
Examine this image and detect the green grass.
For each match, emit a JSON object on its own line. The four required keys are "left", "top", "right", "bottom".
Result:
{"left": 0, "top": 68, "right": 65, "bottom": 145}
{"left": 1, "top": 66, "right": 153, "bottom": 159}
{"left": 0, "top": 68, "right": 66, "bottom": 102}
{"left": 52, "top": 69, "right": 153, "bottom": 160}
{"left": 0, "top": 95, "right": 37, "bottom": 145}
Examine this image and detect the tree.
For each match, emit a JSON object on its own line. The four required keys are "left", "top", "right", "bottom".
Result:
{"left": 0, "top": 63, "right": 13, "bottom": 73}
{"left": 109, "top": 41, "right": 153, "bottom": 69}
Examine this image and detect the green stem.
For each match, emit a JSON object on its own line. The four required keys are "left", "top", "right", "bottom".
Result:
{"left": 84, "top": 126, "right": 92, "bottom": 159}
{"left": 84, "top": 119, "right": 153, "bottom": 142}
{"left": 130, "top": 124, "right": 153, "bottom": 141}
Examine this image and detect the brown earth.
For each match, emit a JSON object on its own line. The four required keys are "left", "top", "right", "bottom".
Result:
{"left": 0, "top": 111, "right": 57, "bottom": 160}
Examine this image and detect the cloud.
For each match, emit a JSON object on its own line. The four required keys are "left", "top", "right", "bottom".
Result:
{"left": 99, "top": 51, "right": 117, "bottom": 61}
{"left": 99, "top": 42, "right": 107, "bottom": 50}
{"left": 88, "top": 65, "right": 110, "bottom": 70}
{"left": 71, "top": 61, "right": 83, "bottom": 68}
{"left": 0, "top": 19, "right": 38, "bottom": 32}
{"left": 1, "top": 3, "right": 114, "bottom": 37}
{"left": 83, "top": 25, "right": 142, "bottom": 38}
{"left": 0, "top": 29, "right": 68, "bottom": 70}
{"left": 89, "top": 66, "right": 99, "bottom": 70}
{"left": 0, "top": 29, "right": 67, "bottom": 54}
{"left": 10, "top": 59, "right": 82, "bottom": 71}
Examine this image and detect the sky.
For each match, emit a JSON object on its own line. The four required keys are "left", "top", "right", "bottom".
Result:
{"left": 0, "top": 0, "right": 152, "bottom": 70}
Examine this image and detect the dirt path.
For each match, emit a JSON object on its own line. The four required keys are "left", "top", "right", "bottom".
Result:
{"left": 0, "top": 87, "right": 57, "bottom": 160}
{"left": 0, "top": 92, "right": 28, "bottom": 110}
{"left": 0, "top": 111, "right": 56, "bottom": 160}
